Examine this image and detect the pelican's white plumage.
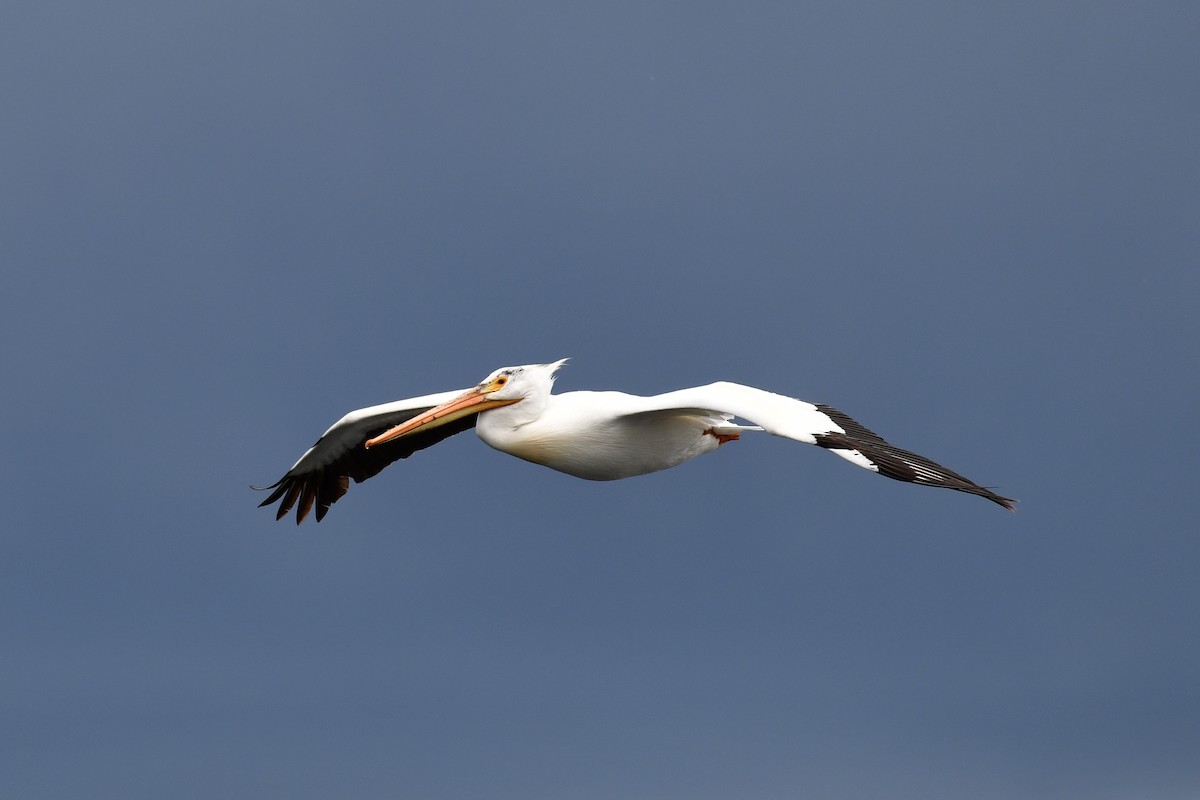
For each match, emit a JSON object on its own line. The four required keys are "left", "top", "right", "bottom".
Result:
{"left": 257, "top": 359, "right": 1015, "bottom": 523}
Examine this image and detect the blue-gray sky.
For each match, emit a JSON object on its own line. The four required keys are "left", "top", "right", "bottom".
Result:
{"left": 3, "top": 2, "right": 1198, "bottom": 798}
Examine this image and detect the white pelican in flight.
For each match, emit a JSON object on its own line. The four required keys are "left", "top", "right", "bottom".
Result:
{"left": 257, "top": 359, "right": 1015, "bottom": 523}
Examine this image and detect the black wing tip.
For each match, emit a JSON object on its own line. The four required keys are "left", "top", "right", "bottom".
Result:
{"left": 257, "top": 471, "right": 347, "bottom": 525}
{"left": 981, "top": 490, "right": 1018, "bottom": 512}
{"left": 949, "top": 481, "right": 1018, "bottom": 511}
{"left": 253, "top": 477, "right": 314, "bottom": 524}
{"left": 814, "top": 426, "right": 1016, "bottom": 512}
{"left": 913, "top": 472, "right": 1018, "bottom": 512}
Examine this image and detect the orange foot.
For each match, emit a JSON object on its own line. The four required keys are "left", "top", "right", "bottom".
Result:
{"left": 704, "top": 428, "right": 741, "bottom": 445}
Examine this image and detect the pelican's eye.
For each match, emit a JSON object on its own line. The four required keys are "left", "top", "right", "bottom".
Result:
{"left": 494, "top": 375, "right": 508, "bottom": 387}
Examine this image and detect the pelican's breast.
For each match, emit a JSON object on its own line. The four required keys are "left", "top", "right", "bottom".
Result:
{"left": 479, "top": 392, "right": 721, "bottom": 481}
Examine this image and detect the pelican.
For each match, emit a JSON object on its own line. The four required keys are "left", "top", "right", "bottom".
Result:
{"left": 257, "top": 359, "right": 1015, "bottom": 523}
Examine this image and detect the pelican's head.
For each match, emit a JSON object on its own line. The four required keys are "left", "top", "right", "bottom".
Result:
{"left": 364, "top": 358, "right": 568, "bottom": 449}
{"left": 475, "top": 358, "right": 568, "bottom": 401}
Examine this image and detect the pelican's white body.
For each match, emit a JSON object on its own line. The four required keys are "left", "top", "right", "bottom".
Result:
{"left": 472, "top": 365, "right": 852, "bottom": 480}
{"left": 478, "top": 390, "right": 733, "bottom": 480}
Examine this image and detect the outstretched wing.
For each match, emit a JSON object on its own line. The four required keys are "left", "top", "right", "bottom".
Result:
{"left": 623, "top": 382, "right": 1016, "bottom": 510}
{"left": 255, "top": 388, "right": 477, "bottom": 524}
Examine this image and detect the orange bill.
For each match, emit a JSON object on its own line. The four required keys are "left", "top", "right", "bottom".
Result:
{"left": 364, "top": 388, "right": 519, "bottom": 449}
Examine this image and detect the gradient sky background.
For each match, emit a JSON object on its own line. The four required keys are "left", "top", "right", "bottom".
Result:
{"left": 3, "top": 2, "right": 1198, "bottom": 798}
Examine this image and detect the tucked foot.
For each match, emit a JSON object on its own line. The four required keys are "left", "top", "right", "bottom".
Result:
{"left": 704, "top": 428, "right": 741, "bottom": 445}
